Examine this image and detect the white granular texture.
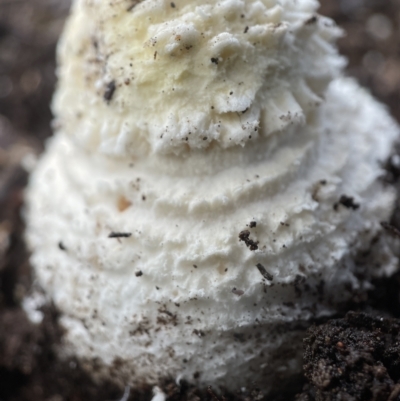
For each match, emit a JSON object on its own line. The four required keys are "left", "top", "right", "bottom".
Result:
{"left": 25, "top": 0, "right": 399, "bottom": 393}
{"left": 53, "top": 0, "right": 344, "bottom": 155}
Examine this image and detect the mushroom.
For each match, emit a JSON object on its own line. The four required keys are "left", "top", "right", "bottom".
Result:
{"left": 24, "top": 0, "right": 399, "bottom": 393}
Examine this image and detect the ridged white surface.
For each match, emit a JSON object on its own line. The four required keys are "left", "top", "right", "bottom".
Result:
{"left": 53, "top": 0, "right": 344, "bottom": 155}
{"left": 25, "top": 0, "right": 399, "bottom": 393}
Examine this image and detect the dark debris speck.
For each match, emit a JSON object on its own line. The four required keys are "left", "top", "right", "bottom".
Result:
{"left": 108, "top": 232, "right": 132, "bottom": 238}
{"left": 103, "top": 80, "right": 116, "bottom": 102}
{"left": 238, "top": 230, "right": 258, "bottom": 251}
{"left": 305, "top": 15, "right": 318, "bottom": 25}
{"left": 256, "top": 263, "right": 273, "bottom": 281}
{"left": 334, "top": 195, "right": 360, "bottom": 211}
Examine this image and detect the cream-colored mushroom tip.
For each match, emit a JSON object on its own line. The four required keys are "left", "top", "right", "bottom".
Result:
{"left": 24, "top": 0, "right": 399, "bottom": 393}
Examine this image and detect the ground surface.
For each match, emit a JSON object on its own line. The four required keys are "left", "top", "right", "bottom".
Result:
{"left": 0, "top": 0, "right": 400, "bottom": 400}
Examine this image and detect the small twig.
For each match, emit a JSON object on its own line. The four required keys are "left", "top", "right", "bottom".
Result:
{"left": 108, "top": 232, "right": 132, "bottom": 238}
{"left": 381, "top": 221, "right": 400, "bottom": 238}
{"left": 256, "top": 263, "right": 273, "bottom": 281}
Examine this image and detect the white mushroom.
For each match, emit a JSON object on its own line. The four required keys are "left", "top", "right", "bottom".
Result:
{"left": 25, "top": 0, "right": 399, "bottom": 393}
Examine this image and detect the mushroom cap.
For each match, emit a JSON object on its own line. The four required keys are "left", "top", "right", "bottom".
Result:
{"left": 53, "top": 0, "right": 344, "bottom": 156}
{"left": 25, "top": 0, "right": 399, "bottom": 392}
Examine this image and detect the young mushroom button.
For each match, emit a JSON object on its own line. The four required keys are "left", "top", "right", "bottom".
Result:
{"left": 25, "top": 0, "right": 399, "bottom": 393}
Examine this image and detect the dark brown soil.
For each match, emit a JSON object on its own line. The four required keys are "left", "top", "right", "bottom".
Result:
{"left": 0, "top": 0, "right": 400, "bottom": 400}
{"left": 297, "top": 312, "right": 400, "bottom": 401}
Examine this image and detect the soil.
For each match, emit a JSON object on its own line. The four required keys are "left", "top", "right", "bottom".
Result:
{"left": 298, "top": 312, "right": 400, "bottom": 401}
{"left": 0, "top": 0, "right": 400, "bottom": 400}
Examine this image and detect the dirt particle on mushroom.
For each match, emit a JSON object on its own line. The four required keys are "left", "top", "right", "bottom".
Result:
{"left": 381, "top": 221, "right": 400, "bottom": 238}
{"left": 193, "top": 329, "right": 205, "bottom": 337}
{"left": 126, "top": 1, "right": 143, "bottom": 12}
{"left": 256, "top": 263, "right": 273, "bottom": 281}
{"left": 104, "top": 80, "right": 116, "bottom": 102}
{"left": 117, "top": 196, "right": 132, "bottom": 212}
{"left": 305, "top": 15, "right": 318, "bottom": 25}
{"left": 232, "top": 288, "right": 244, "bottom": 296}
{"left": 238, "top": 230, "right": 258, "bottom": 250}
{"left": 108, "top": 232, "right": 132, "bottom": 238}
{"left": 233, "top": 332, "right": 246, "bottom": 342}
{"left": 334, "top": 195, "right": 360, "bottom": 211}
